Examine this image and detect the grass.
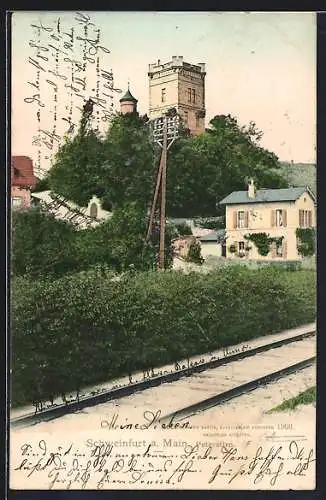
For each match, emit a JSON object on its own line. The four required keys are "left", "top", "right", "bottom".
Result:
{"left": 268, "top": 386, "right": 316, "bottom": 413}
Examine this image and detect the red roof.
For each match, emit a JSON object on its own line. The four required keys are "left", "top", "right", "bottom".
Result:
{"left": 11, "top": 156, "right": 36, "bottom": 188}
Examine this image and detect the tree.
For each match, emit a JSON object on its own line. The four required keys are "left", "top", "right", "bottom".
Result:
{"left": 33, "top": 176, "right": 50, "bottom": 193}
{"left": 48, "top": 129, "right": 105, "bottom": 206}
{"left": 48, "top": 112, "right": 157, "bottom": 212}
{"left": 11, "top": 208, "right": 77, "bottom": 277}
{"left": 99, "top": 113, "right": 157, "bottom": 210}
{"left": 166, "top": 114, "right": 288, "bottom": 217}
{"left": 48, "top": 110, "right": 288, "bottom": 220}
{"left": 103, "top": 202, "right": 156, "bottom": 271}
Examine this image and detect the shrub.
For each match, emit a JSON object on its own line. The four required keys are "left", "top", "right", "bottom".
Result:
{"left": 186, "top": 239, "right": 204, "bottom": 265}
{"left": 11, "top": 207, "right": 78, "bottom": 278}
{"left": 11, "top": 203, "right": 173, "bottom": 278}
{"left": 175, "top": 222, "right": 193, "bottom": 236}
{"left": 296, "top": 228, "right": 316, "bottom": 257}
{"left": 11, "top": 267, "right": 316, "bottom": 407}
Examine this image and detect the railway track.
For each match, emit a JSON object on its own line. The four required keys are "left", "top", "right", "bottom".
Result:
{"left": 11, "top": 326, "right": 316, "bottom": 429}
{"left": 160, "top": 356, "right": 315, "bottom": 423}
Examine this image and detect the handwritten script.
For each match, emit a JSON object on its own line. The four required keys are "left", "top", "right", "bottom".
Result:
{"left": 12, "top": 437, "right": 315, "bottom": 490}
{"left": 27, "top": 342, "right": 252, "bottom": 415}
{"left": 24, "top": 11, "right": 120, "bottom": 177}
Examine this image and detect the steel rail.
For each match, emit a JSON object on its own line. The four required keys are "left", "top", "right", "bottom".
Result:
{"left": 10, "top": 329, "right": 315, "bottom": 429}
{"left": 162, "top": 356, "right": 316, "bottom": 422}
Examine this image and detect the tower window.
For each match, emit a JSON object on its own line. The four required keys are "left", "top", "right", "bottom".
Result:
{"left": 161, "top": 88, "right": 166, "bottom": 103}
{"left": 187, "top": 88, "right": 196, "bottom": 104}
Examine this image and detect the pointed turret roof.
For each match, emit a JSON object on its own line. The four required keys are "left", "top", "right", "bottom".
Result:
{"left": 119, "top": 86, "right": 138, "bottom": 103}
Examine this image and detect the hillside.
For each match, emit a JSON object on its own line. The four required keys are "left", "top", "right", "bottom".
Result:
{"left": 280, "top": 162, "right": 316, "bottom": 195}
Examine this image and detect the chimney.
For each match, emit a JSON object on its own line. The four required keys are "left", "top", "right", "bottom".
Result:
{"left": 248, "top": 178, "right": 256, "bottom": 199}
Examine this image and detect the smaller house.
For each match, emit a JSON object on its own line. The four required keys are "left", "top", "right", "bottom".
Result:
{"left": 219, "top": 180, "right": 316, "bottom": 261}
{"left": 11, "top": 156, "right": 36, "bottom": 210}
{"left": 199, "top": 229, "right": 226, "bottom": 259}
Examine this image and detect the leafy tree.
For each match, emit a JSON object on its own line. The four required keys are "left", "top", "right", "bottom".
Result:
{"left": 103, "top": 202, "right": 156, "bottom": 271}
{"left": 33, "top": 176, "right": 50, "bottom": 193}
{"left": 167, "top": 114, "right": 288, "bottom": 217}
{"left": 99, "top": 113, "right": 157, "bottom": 210}
{"left": 11, "top": 207, "right": 77, "bottom": 277}
{"left": 48, "top": 110, "right": 288, "bottom": 219}
{"left": 48, "top": 129, "right": 105, "bottom": 206}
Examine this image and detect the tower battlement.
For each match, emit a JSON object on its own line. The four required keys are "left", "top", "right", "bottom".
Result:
{"left": 148, "top": 56, "right": 206, "bottom": 76}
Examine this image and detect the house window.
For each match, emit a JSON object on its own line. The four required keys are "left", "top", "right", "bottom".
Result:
{"left": 237, "top": 211, "right": 245, "bottom": 228}
{"left": 187, "top": 88, "right": 192, "bottom": 103}
{"left": 299, "top": 209, "right": 312, "bottom": 228}
{"left": 276, "top": 209, "right": 283, "bottom": 227}
{"left": 192, "top": 89, "right": 196, "bottom": 103}
{"left": 276, "top": 241, "right": 283, "bottom": 257}
{"left": 272, "top": 209, "right": 287, "bottom": 227}
{"left": 12, "top": 197, "right": 23, "bottom": 209}
{"left": 161, "top": 88, "right": 166, "bottom": 103}
{"left": 196, "top": 114, "right": 200, "bottom": 128}
{"left": 237, "top": 210, "right": 248, "bottom": 229}
{"left": 90, "top": 202, "right": 98, "bottom": 218}
{"left": 184, "top": 111, "right": 188, "bottom": 125}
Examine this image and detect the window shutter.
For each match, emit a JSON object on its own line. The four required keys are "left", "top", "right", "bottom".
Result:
{"left": 308, "top": 211, "right": 312, "bottom": 227}
{"left": 282, "top": 239, "right": 287, "bottom": 259}
{"left": 282, "top": 209, "right": 287, "bottom": 227}
{"left": 271, "top": 210, "right": 275, "bottom": 227}
{"left": 244, "top": 210, "right": 249, "bottom": 228}
{"left": 234, "top": 211, "right": 238, "bottom": 229}
{"left": 271, "top": 242, "right": 276, "bottom": 258}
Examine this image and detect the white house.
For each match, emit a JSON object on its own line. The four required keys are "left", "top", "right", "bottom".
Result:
{"left": 219, "top": 180, "right": 316, "bottom": 261}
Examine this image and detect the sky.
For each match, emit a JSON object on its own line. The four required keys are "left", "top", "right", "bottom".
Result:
{"left": 11, "top": 11, "right": 316, "bottom": 170}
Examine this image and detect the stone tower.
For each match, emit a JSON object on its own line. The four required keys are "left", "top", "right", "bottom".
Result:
{"left": 148, "top": 56, "right": 206, "bottom": 135}
{"left": 119, "top": 84, "right": 138, "bottom": 115}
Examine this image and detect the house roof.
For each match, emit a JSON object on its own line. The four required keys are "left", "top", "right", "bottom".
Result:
{"left": 11, "top": 156, "right": 36, "bottom": 188}
{"left": 119, "top": 88, "right": 138, "bottom": 103}
{"left": 199, "top": 229, "right": 225, "bottom": 242}
{"left": 219, "top": 186, "right": 315, "bottom": 206}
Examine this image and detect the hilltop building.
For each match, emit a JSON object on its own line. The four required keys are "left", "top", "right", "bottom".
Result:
{"left": 119, "top": 85, "right": 138, "bottom": 115}
{"left": 148, "top": 56, "right": 206, "bottom": 135}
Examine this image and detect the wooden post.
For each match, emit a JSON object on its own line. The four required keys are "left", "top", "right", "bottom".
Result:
{"left": 146, "top": 152, "right": 164, "bottom": 242}
{"left": 159, "top": 117, "right": 167, "bottom": 269}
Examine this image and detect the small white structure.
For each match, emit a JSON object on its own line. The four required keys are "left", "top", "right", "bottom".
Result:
{"left": 31, "top": 191, "right": 112, "bottom": 229}
{"left": 199, "top": 230, "right": 225, "bottom": 259}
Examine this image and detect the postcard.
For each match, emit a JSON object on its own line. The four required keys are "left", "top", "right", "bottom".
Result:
{"left": 9, "top": 10, "right": 316, "bottom": 491}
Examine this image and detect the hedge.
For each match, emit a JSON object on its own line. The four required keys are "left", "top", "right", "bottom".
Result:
{"left": 11, "top": 267, "right": 316, "bottom": 407}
